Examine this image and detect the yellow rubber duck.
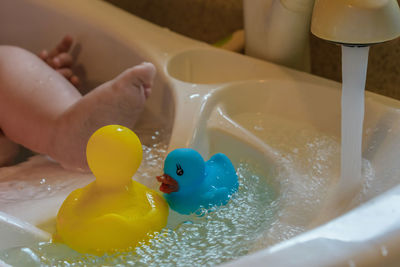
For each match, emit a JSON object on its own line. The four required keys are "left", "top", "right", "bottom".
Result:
{"left": 55, "top": 125, "right": 169, "bottom": 255}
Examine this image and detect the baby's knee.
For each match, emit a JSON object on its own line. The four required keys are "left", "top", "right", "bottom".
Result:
{"left": 0, "top": 45, "right": 31, "bottom": 54}
{"left": 0, "top": 45, "right": 38, "bottom": 65}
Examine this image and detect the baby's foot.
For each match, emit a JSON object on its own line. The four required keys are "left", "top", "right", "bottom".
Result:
{"left": 38, "top": 35, "right": 80, "bottom": 87}
{"left": 49, "top": 62, "right": 156, "bottom": 170}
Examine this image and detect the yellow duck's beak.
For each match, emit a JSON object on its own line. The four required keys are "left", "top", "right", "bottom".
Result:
{"left": 157, "top": 174, "right": 179, "bottom": 194}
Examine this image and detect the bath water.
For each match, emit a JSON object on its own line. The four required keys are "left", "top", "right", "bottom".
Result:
{"left": 233, "top": 113, "right": 339, "bottom": 243}
{"left": 0, "top": 130, "right": 278, "bottom": 267}
{"left": 231, "top": 111, "right": 374, "bottom": 246}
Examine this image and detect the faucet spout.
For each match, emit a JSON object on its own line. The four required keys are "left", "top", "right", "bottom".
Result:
{"left": 244, "top": 0, "right": 400, "bottom": 71}
{"left": 311, "top": 0, "right": 400, "bottom": 45}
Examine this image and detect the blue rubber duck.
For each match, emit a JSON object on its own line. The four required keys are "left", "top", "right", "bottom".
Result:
{"left": 156, "top": 148, "right": 239, "bottom": 214}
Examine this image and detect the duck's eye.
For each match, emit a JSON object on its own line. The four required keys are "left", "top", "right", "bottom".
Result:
{"left": 176, "top": 164, "right": 184, "bottom": 176}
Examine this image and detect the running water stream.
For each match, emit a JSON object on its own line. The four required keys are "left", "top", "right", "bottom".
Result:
{"left": 339, "top": 45, "right": 370, "bottom": 200}
{"left": 311, "top": 45, "right": 371, "bottom": 224}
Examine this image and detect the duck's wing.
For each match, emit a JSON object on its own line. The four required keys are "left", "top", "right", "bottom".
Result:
{"left": 207, "top": 153, "right": 238, "bottom": 190}
{"left": 209, "top": 153, "right": 231, "bottom": 165}
{"left": 201, "top": 187, "right": 230, "bottom": 206}
{"left": 208, "top": 153, "right": 236, "bottom": 176}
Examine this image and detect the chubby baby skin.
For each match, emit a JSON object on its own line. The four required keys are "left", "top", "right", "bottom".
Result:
{"left": 0, "top": 36, "right": 155, "bottom": 170}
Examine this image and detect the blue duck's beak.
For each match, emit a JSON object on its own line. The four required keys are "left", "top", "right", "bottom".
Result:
{"left": 156, "top": 174, "right": 179, "bottom": 194}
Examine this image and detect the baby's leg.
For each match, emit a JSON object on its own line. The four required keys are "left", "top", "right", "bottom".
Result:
{"left": 52, "top": 63, "right": 155, "bottom": 170}
{"left": 0, "top": 45, "right": 81, "bottom": 157}
{"left": 0, "top": 45, "right": 155, "bottom": 170}
{"left": 0, "top": 133, "right": 19, "bottom": 166}
{"left": 0, "top": 36, "right": 79, "bottom": 167}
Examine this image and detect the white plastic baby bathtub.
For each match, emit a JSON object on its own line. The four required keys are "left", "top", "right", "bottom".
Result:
{"left": 1, "top": 0, "right": 400, "bottom": 266}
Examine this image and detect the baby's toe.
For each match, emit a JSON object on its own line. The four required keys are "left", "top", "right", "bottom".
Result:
{"left": 116, "top": 62, "right": 156, "bottom": 89}
{"left": 38, "top": 50, "right": 49, "bottom": 61}
{"left": 53, "top": 53, "right": 73, "bottom": 68}
{"left": 57, "top": 68, "right": 73, "bottom": 79}
{"left": 144, "top": 87, "right": 152, "bottom": 99}
{"left": 136, "top": 62, "right": 156, "bottom": 87}
{"left": 70, "top": 75, "right": 80, "bottom": 87}
{"left": 49, "top": 35, "right": 74, "bottom": 57}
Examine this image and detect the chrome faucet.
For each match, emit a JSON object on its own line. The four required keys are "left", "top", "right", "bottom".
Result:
{"left": 243, "top": 0, "right": 400, "bottom": 71}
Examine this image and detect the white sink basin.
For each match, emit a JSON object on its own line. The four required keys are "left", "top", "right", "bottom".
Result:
{"left": 1, "top": 0, "right": 400, "bottom": 266}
